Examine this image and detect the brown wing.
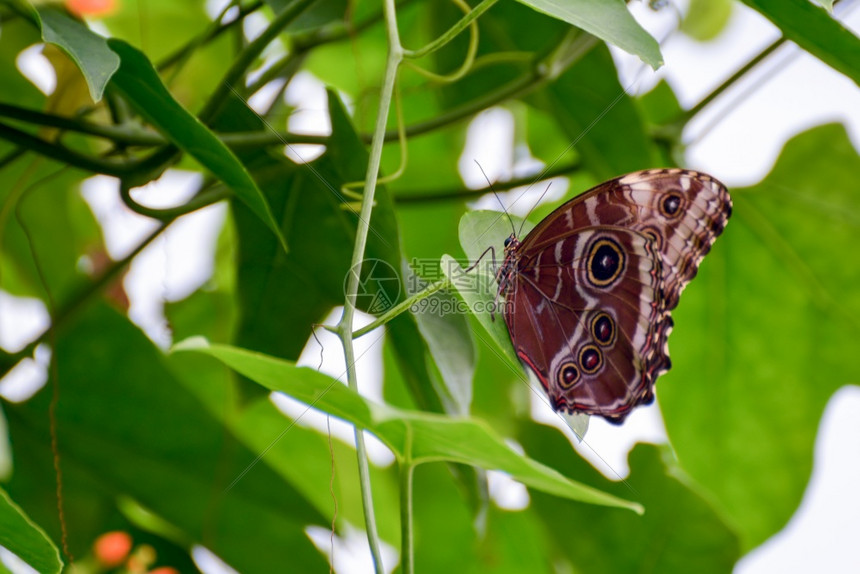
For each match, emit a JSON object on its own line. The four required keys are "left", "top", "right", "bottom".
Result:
{"left": 501, "top": 169, "right": 731, "bottom": 423}
{"left": 521, "top": 168, "right": 731, "bottom": 309}
{"left": 503, "top": 227, "right": 670, "bottom": 423}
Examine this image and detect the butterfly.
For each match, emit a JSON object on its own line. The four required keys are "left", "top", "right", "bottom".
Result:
{"left": 496, "top": 169, "right": 731, "bottom": 424}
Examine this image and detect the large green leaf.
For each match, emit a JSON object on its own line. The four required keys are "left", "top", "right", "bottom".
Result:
{"left": 741, "top": 0, "right": 860, "bottom": 87}
{"left": 520, "top": 425, "right": 741, "bottom": 573}
{"left": 0, "top": 487, "right": 62, "bottom": 574}
{"left": 105, "top": 39, "right": 288, "bottom": 252}
{"left": 660, "top": 123, "right": 860, "bottom": 550}
{"left": 4, "top": 304, "right": 328, "bottom": 573}
{"left": 173, "top": 338, "right": 642, "bottom": 513}
{"left": 516, "top": 0, "right": 662, "bottom": 68}
{"left": 409, "top": 462, "right": 553, "bottom": 573}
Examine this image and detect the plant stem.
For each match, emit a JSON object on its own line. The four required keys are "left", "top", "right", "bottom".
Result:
{"left": 399, "top": 458, "right": 415, "bottom": 574}
{"left": 352, "top": 278, "right": 452, "bottom": 339}
{"left": 120, "top": 180, "right": 232, "bottom": 220}
{"left": 0, "top": 103, "right": 163, "bottom": 146}
{"left": 403, "top": 0, "right": 498, "bottom": 59}
{"left": 157, "top": 1, "right": 264, "bottom": 72}
{"left": 392, "top": 159, "right": 581, "bottom": 203}
{"left": 0, "top": 121, "right": 135, "bottom": 176}
{"left": 243, "top": 51, "right": 307, "bottom": 96}
{"left": 335, "top": 0, "right": 404, "bottom": 569}
{"left": 0, "top": 103, "right": 329, "bottom": 149}
{"left": 198, "top": 0, "right": 315, "bottom": 123}
{"left": 221, "top": 130, "right": 330, "bottom": 147}
{"left": 363, "top": 33, "right": 596, "bottom": 143}
{"left": 363, "top": 69, "right": 535, "bottom": 143}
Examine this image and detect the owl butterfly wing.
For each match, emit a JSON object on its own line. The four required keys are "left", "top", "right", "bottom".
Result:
{"left": 504, "top": 227, "right": 669, "bottom": 423}
{"left": 503, "top": 169, "right": 731, "bottom": 423}
{"left": 522, "top": 169, "right": 731, "bottom": 309}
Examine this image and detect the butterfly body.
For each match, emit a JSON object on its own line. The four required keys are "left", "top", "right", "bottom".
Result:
{"left": 498, "top": 169, "right": 731, "bottom": 423}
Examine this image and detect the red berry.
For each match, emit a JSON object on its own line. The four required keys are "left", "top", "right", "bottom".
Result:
{"left": 93, "top": 531, "right": 132, "bottom": 568}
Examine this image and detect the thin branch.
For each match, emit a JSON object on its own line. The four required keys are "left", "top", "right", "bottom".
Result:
{"left": 0, "top": 103, "right": 163, "bottom": 146}
{"left": 120, "top": 180, "right": 232, "bottom": 221}
{"left": 674, "top": 37, "right": 787, "bottom": 126}
{"left": 198, "top": 0, "right": 316, "bottom": 123}
{"left": 352, "top": 278, "right": 452, "bottom": 339}
{"left": 243, "top": 51, "right": 307, "bottom": 96}
{"left": 156, "top": 0, "right": 265, "bottom": 71}
{"left": 0, "top": 103, "right": 330, "bottom": 148}
{"left": 392, "top": 159, "right": 582, "bottom": 204}
{"left": 0, "top": 120, "right": 136, "bottom": 176}
{"left": 403, "top": 0, "right": 498, "bottom": 60}
{"left": 399, "top": 451, "right": 415, "bottom": 574}
{"left": 358, "top": 33, "right": 596, "bottom": 144}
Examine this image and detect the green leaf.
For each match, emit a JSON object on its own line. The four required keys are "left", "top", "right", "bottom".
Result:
{"left": 0, "top": 12, "right": 44, "bottom": 115}
{"left": 105, "top": 39, "right": 288, "bottom": 253}
{"left": 5, "top": 304, "right": 328, "bottom": 572}
{"left": 229, "top": 90, "right": 449, "bottom": 416}
{"left": 740, "top": 0, "right": 860, "bottom": 86}
{"left": 443, "top": 210, "right": 533, "bottom": 367}
{"left": 230, "top": 90, "right": 397, "bottom": 358}
{"left": 103, "top": 0, "right": 234, "bottom": 113}
{"left": 35, "top": 7, "right": 120, "bottom": 101}
{"left": 173, "top": 338, "right": 642, "bottom": 513}
{"left": 661, "top": 123, "right": 860, "bottom": 550}
{"left": 533, "top": 45, "right": 659, "bottom": 180}
{"left": 441, "top": 253, "right": 514, "bottom": 365}
{"left": 409, "top": 270, "right": 477, "bottom": 415}
{"left": 0, "top": 159, "right": 100, "bottom": 303}
{"left": 409, "top": 462, "right": 552, "bottom": 573}
{"left": 0, "top": 487, "right": 62, "bottom": 574}
{"left": 267, "top": 0, "right": 348, "bottom": 31}
{"left": 638, "top": 79, "right": 684, "bottom": 128}
{"left": 521, "top": 425, "right": 741, "bottom": 573}
{"left": 516, "top": 0, "right": 663, "bottom": 69}
{"left": 165, "top": 286, "right": 401, "bottom": 544}
{"left": 681, "top": 0, "right": 733, "bottom": 42}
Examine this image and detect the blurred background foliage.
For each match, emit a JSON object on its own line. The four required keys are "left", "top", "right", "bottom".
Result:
{"left": 0, "top": 0, "right": 858, "bottom": 572}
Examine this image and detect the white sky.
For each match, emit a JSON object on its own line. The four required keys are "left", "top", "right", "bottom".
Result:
{"left": 0, "top": 1, "right": 859, "bottom": 573}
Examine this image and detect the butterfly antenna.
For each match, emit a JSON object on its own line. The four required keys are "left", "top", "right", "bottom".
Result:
{"left": 517, "top": 181, "right": 553, "bottom": 237}
{"left": 311, "top": 324, "right": 325, "bottom": 371}
{"left": 474, "top": 160, "right": 516, "bottom": 237}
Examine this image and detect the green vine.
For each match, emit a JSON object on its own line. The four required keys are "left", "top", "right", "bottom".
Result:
{"left": 334, "top": 0, "right": 403, "bottom": 565}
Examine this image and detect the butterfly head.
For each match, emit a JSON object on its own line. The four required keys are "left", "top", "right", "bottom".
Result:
{"left": 503, "top": 234, "right": 519, "bottom": 252}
